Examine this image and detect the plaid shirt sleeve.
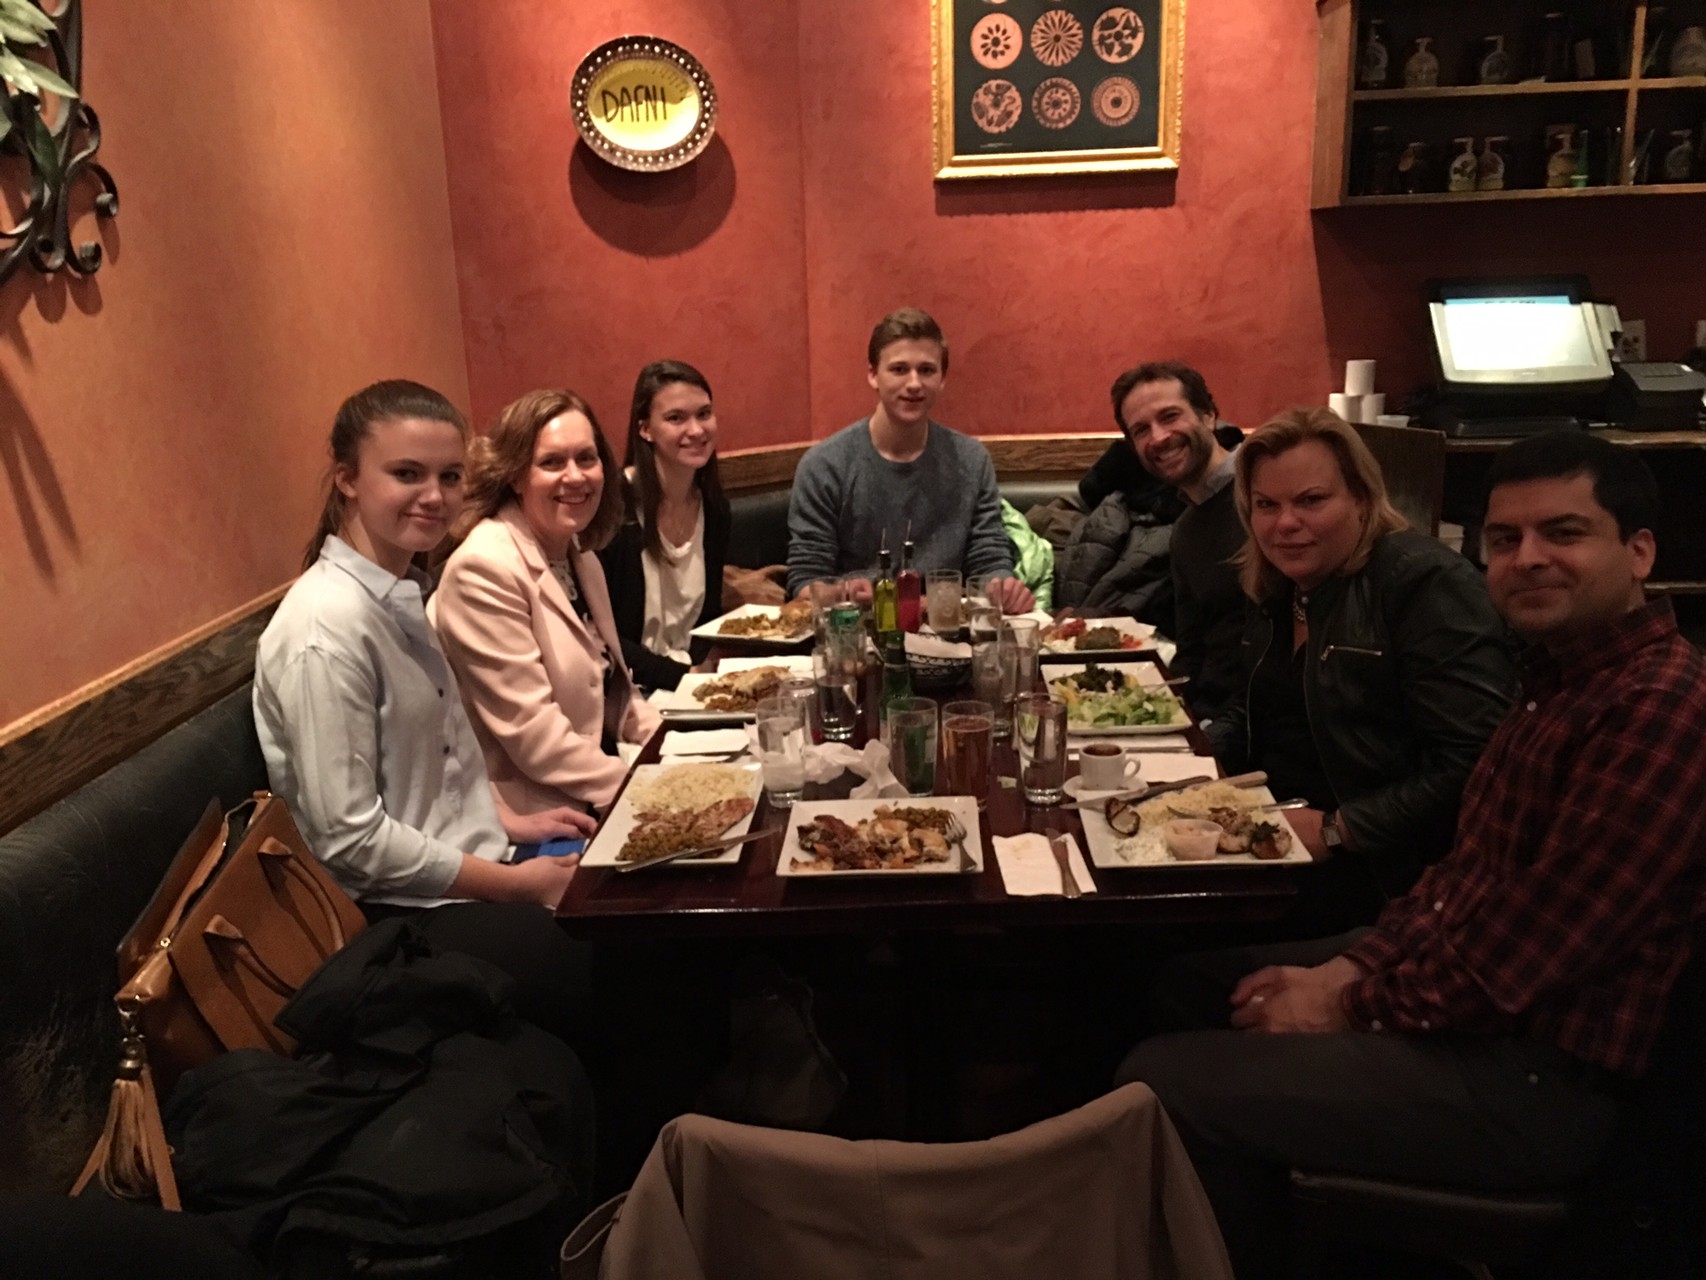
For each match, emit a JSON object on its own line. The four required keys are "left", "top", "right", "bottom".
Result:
{"left": 1342, "top": 681, "right": 1706, "bottom": 1035}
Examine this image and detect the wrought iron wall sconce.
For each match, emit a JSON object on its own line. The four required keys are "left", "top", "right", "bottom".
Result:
{"left": 1, "top": 0, "right": 118, "bottom": 286}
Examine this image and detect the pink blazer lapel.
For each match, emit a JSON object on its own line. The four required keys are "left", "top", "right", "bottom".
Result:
{"left": 499, "top": 505, "right": 598, "bottom": 647}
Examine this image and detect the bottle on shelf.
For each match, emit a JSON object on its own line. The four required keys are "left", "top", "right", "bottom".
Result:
{"left": 1662, "top": 129, "right": 1696, "bottom": 183}
{"left": 1535, "top": 12, "right": 1571, "bottom": 82}
{"left": 1671, "top": 25, "right": 1706, "bottom": 77}
{"left": 1545, "top": 123, "right": 1578, "bottom": 189}
{"left": 1643, "top": 8, "right": 1672, "bottom": 79}
{"left": 872, "top": 543, "right": 899, "bottom": 637}
{"left": 1359, "top": 18, "right": 1390, "bottom": 89}
{"left": 1479, "top": 35, "right": 1513, "bottom": 85}
{"left": 1396, "top": 141, "right": 1430, "bottom": 194}
{"left": 1477, "top": 136, "right": 1511, "bottom": 191}
{"left": 1448, "top": 137, "right": 1479, "bottom": 192}
{"left": 896, "top": 528, "right": 922, "bottom": 633}
{"left": 1404, "top": 37, "right": 1440, "bottom": 89}
{"left": 1571, "top": 129, "right": 1592, "bottom": 188}
{"left": 1365, "top": 125, "right": 1400, "bottom": 195}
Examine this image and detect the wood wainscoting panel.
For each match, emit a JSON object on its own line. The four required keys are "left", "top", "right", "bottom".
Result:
{"left": 0, "top": 587, "right": 285, "bottom": 835}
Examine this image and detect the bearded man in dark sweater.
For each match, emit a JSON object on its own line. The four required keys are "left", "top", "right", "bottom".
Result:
{"left": 1110, "top": 362, "right": 1245, "bottom": 729}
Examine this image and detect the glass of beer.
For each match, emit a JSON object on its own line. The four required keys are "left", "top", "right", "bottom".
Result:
{"left": 1014, "top": 692, "right": 1068, "bottom": 806}
{"left": 926, "top": 569, "right": 964, "bottom": 633}
{"left": 941, "top": 700, "right": 995, "bottom": 808}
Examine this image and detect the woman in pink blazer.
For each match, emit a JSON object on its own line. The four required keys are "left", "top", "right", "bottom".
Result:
{"left": 434, "top": 388, "right": 662, "bottom": 819}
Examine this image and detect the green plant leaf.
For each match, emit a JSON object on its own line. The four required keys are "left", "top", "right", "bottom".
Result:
{"left": 0, "top": 15, "right": 50, "bottom": 46}
{"left": 18, "top": 55, "right": 71, "bottom": 98}
{"left": 0, "top": 46, "right": 39, "bottom": 94}
{"left": 0, "top": 0, "right": 55, "bottom": 36}
{"left": 22, "top": 98, "right": 59, "bottom": 183}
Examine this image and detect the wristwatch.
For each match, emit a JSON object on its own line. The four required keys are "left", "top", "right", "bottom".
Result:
{"left": 1321, "top": 811, "right": 1344, "bottom": 851}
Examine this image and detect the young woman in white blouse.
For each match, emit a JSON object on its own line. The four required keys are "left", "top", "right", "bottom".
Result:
{"left": 432, "top": 388, "right": 661, "bottom": 818}
{"left": 595, "top": 361, "right": 739, "bottom": 691}
{"left": 252, "top": 380, "right": 593, "bottom": 1038}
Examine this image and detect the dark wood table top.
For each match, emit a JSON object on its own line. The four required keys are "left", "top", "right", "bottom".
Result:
{"left": 556, "top": 645, "right": 1301, "bottom": 939}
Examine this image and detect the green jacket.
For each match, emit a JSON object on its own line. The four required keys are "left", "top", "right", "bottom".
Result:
{"left": 1001, "top": 499, "right": 1054, "bottom": 611}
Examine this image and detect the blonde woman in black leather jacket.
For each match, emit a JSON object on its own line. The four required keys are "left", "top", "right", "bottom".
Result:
{"left": 1209, "top": 408, "right": 1515, "bottom": 934}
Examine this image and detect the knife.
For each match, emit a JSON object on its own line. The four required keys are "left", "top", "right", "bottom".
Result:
{"left": 615, "top": 826, "right": 782, "bottom": 873}
{"left": 1060, "top": 770, "right": 1268, "bottom": 812}
{"left": 1042, "top": 828, "right": 1084, "bottom": 899}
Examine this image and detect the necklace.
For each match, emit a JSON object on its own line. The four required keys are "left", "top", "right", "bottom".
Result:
{"left": 1291, "top": 595, "right": 1308, "bottom": 627}
{"left": 656, "top": 489, "right": 700, "bottom": 548}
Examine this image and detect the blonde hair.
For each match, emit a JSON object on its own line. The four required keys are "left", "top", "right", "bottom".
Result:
{"left": 1233, "top": 407, "right": 1407, "bottom": 601}
{"left": 457, "top": 388, "right": 625, "bottom": 552}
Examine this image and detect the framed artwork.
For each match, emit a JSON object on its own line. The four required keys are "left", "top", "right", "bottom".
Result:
{"left": 932, "top": 0, "right": 1185, "bottom": 181}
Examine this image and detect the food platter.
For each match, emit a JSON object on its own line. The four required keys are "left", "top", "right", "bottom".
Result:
{"left": 1045, "top": 663, "right": 1190, "bottom": 736}
{"left": 776, "top": 796, "right": 984, "bottom": 879}
{"left": 581, "top": 762, "right": 762, "bottom": 869}
{"left": 649, "top": 659, "right": 810, "bottom": 720}
{"left": 1040, "top": 616, "right": 1157, "bottom": 656}
{"left": 1078, "top": 781, "right": 1310, "bottom": 869}
{"left": 691, "top": 602, "right": 815, "bottom": 649}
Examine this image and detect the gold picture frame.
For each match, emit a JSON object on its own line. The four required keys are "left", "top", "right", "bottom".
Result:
{"left": 932, "top": 0, "right": 1185, "bottom": 181}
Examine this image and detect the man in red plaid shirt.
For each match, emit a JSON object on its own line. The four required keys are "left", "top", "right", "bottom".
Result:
{"left": 1117, "top": 432, "right": 1706, "bottom": 1279}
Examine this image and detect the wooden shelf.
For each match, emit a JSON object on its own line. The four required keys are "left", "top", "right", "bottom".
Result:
{"left": 1353, "top": 80, "right": 1632, "bottom": 102}
{"left": 1342, "top": 182, "right": 1706, "bottom": 206}
{"left": 1446, "top": 428, "right": 1706, "bottom": 454}
{"left": 1648, "top": 581, "right": 1706, "bottom": 596}
{"left": 1634, "top": 76, "right": 1706, "bottom": 91}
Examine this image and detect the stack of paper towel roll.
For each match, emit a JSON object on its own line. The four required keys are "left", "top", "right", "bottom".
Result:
{"left": 1329, "top": 361, "right": 1409, "bottom": 426}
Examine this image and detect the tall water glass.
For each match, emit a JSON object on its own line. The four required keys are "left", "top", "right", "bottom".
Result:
{"left": 971, "top": 641, "right": 1016, "bottom": 741}
{"left": 965, "top": 574, "right": 1003, "bottom": 644}
{"left": 782, "top": 671, "right": 820, "bottom": 743}
{"left": 887, "top": 697, "right": 939, "bottom": 797}
{"left": 941, "top": 700, "right": 995, "bottom": 808}
{"left": 813, "top": 646, "right": 860, "bottom": 743}
{"left": 1015, "top": 693, "right": 1069, "bottom": 806}
{"left": 805, "top": 578, "right": 843, "bottom": 647}
{"left": 755, "top": 696, "right": 807, "bottom": 807}
{"left": 999, "top": 617, "right": 1042, "bottom": 732}
{"left": 926, "top": 569, "right": 964, "bottom": 634}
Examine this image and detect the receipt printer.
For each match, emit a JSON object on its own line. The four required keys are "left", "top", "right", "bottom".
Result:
{"left": 1606, "top": 362, "right": 1706, "bottom": 430}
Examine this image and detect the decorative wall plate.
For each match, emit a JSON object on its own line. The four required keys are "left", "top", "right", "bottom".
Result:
{"left": 570, "top": 36, "right": 717, "bottom": 172}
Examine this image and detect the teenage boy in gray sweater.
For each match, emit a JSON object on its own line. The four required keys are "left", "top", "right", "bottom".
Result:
{"left": 785, "top": 308, "right": 1034, "bottom": 612}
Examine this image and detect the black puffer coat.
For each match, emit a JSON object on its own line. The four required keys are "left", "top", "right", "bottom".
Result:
{"left": 1054, "top": 474, "right": 1186, "bottom": 632}
{"left": 1210, "top": 531, "right": 1517, "bottom": 897}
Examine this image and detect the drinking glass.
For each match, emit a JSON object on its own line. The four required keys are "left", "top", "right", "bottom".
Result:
{"left": 965, "top": 574, "right": 1003, "bottom": 644}
{"left": 1014, "top": 692, "right": 1069, "bottom": 806}
{"left": 941, "top": 700, "right": 995, "bottom": 809}
{"left": 781, "top": 671, "right": 820, "bottom": 743}
{"left": 999, "top": 618, "right": 1042, "bottom": 729}
{"left": 805, "top": 578, "right": 843, "bottom": 647}
{"left": 971, "top": 641, "right": 1016, "bottom": 741}
{"left": 813, "top": 646, "right": 860, "bottom": 743}
{"left": 925, "top": 569, "right": 964, "bottom": 634}
{"left": 887, "top": 697, "right": 939, "bottom": 797}
{"left": 755, "top": 696, "right": 807, "bottom": 807}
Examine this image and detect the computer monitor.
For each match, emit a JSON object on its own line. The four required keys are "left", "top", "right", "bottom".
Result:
{"left": 1429, "top": 277, "right": 1613, "bottom": 396}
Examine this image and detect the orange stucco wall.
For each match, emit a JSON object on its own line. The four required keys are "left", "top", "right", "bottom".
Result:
{"left": 433, "top": 0, "right": 1706, "bottom": 442}
{"left": 0, "top": 1, "right": 470, "bottom": 728}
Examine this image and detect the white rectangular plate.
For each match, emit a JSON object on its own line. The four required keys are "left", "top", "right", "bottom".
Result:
{"left": 649, "top": 664, "right": 805, "bottom": 721}
{"left": 1040, "top": 616, "right": 1158, "bottom": 656}
{"left": 690, "top": 604, "right": 813, "bottom": 648}
{"left": 717, "top": 655, "right": 814, "bottom": 674}
{"left": 776, "top": 796, "right": 984, "bottom": 878}
{"left": 581, "top": 762, "right": 763, "bottom": 869}
{"left": 1080, "top": 783, "right": 1311, "bottom": 869}
{"left": 1044, "top": 662, "right": 1191, "bottom": 736}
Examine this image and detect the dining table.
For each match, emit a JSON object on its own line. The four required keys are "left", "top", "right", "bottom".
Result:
{"left": 555, "top": 645, "right": 1302, "bottom": 941}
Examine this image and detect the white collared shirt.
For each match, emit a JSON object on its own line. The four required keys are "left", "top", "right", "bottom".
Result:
{"left": 253, "top": 536, "right": 509, "bottom": 908}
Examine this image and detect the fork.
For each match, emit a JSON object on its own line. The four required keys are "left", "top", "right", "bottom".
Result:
{"left": 1042, "top": 826, "right": 1084, "bottom": 899}
{"left": 944, "top": 814, "right": 975, "bottom": 874}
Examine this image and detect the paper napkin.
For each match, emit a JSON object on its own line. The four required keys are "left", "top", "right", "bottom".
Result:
{"left": 992, "top": 832, "right": 1097, "bottom": 896}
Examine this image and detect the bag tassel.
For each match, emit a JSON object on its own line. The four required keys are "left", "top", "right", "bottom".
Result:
{"left": 78, "top": 1000, "right": 182, "bottom": 1209}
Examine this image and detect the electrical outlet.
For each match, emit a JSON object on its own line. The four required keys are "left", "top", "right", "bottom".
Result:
{"left": 1618, "top": 318, "right": 1647, "bottom": 363}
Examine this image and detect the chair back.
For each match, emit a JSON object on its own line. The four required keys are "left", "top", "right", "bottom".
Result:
{"left": 1355, "top": 421, "right": 1446, "bottom": 537}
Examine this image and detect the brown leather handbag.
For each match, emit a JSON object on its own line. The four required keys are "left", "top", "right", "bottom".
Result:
{"left": 72, "top": 791, "right": 367, "bottom": 1208}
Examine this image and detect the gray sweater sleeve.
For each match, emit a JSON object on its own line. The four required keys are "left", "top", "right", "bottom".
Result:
{"left": 786, "top": 442, "right": 843, "bottom": 597}
{"left": 962, "top": 445, "right": 1015, "bottom": 579}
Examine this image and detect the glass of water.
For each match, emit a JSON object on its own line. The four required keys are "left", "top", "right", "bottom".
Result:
{"left": 887, "top": 696, "right": 939, "bottom": 797}
{"left": 1014, "top": 692, "right": 1068, "bottom": 806}
{"left": 971, "top": 641, "right": 1016, "bottom": 741}
{"left": 925, "top": 569, "right": 964, "bottom": 634}
{"left": 813, "top": 646, "right": 860, "bottom": 743}
{"left": 755, "top": 696, "right": 807, "bottom": 807}
{"left": 965, "top": 574, "right": 1003, "bottom": 644}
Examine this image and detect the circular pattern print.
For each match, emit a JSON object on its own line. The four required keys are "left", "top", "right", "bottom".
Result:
{"left": 1092, "top": 7, "right": 1146, "bottom": 63}
{"left": 1032, "top": 77, "right": 1081, "bottom": 129}
{"left": 1091, "top": 75, "right": 1140, "bottom": 127}
{"left": 1030, "top": 10, "right": 1083, "bottom": 68}
{"left": 970, "top": 14, "right": 1022, "bottom": 69}
{"left": 970, "top": 79, "right": 1022, "bottom": 133}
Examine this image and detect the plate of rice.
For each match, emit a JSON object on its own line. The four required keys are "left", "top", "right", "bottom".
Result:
{"left": 580, "top": 762, "right": 763, "bottom": 868}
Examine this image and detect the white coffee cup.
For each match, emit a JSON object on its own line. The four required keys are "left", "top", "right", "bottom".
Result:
{"left": 1079, "top": 741, "right": 1142, "bottom": 791}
